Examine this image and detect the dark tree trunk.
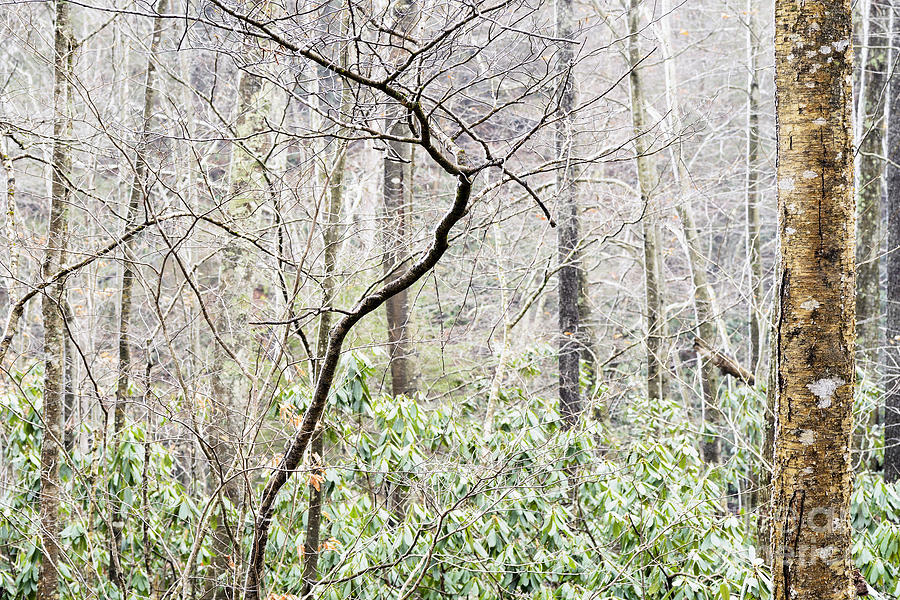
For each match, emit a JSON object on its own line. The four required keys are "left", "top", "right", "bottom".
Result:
{"left": 383, "top": 130, "right": 415, "bottom": 397}
{"left": 556, "top": 0, "right": 581, "bottom": 429}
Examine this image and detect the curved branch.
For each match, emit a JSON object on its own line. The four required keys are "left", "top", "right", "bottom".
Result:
{"left": 244, "top": 174, "right": 472, "bottom": 599}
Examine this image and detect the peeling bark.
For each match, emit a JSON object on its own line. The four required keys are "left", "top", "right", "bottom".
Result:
{"left": 771, "top": 0, "right": 856, "bottom": 597}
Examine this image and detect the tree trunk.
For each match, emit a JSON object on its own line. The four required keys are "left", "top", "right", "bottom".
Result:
{"left": 38, "top": 3, "right": 73, "bottom": 599}
{"left": 0, "top": 130, "right": 16, "bottom": 315}
{"left": 857, "top": 0, "right": 888, "bottom": 372}
{"left": 382, "top": 0, "right": 419, "bottom": 398}
{"left": 556, "top": 0, "right": 581, "bottom": 429}
{"left": 746, "top": 0, "right": 764, "bottom": 375}
{"left": 628, "top": 0, "right": 665, "bottom": 404}
{"left": 655, "top": 1, "right": 724, "bottom": 463}
{"left": 109, "top": 2, "right": 166, "bottom": 591}
{"left": 209, "top": 68, "right": 277, "bottom": 600}
{"left": 884, "top": 0, "right": 900, "bottom": 484}
{"left": 770, "top": 0, "right": 856, "bottom": 597}
{"left": 301, "top": 26, "right": 352, "bottom": 594}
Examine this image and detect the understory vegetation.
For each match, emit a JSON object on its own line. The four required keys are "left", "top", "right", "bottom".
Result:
{"left": 3, "top": 358, "right": 898, "bottom": 600}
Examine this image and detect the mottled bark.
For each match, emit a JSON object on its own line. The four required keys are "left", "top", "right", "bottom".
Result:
{"left": 884, "top": 0, "right": 900, "bottom": 484}
{"left": 382, "top": 0, "right": 419, "bottom": 398}
{"left": 770, "top": 1, "right": 856, "bottom": 598}
{"left": 556, "top": 0, "right": 581, "bottom": 429}
{"left": 857, "top": 0, "right": 888, "bottom": 370}
{"left": 628, "top": 0, "right": 665, "bottom": 403}
{"left": 38, "top": 3, "right": 73, "bottom": 599}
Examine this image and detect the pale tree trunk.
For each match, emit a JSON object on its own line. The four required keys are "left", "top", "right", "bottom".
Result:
{"left": 746, "top": 0, "right": 764, "bottom": 375}
{"left": 556, "top": 0, "right": 581, "bottom": 429}
{"left": 1, "top": 131, "right": 16, "bottom": 314}
{"left": 627, "top": 0, "right": 665, "bottom": 403}
{"left": 857, "top": 0, "right": 888, "bottom": 373}
{"left": 655, "top": 1, "right": 724, "bottom": 464}
{"left": 770, "top": 0, "right": 856, "bottom": 597}
{"left": 109, "top": 2, "right": 166, "bottom": 591}
{"left": 382, "top": 0, "right": 418, "bottom": 398}
{"left": 38, "top": 2, "right": 73, "bottom": 599}
{"left": 208, "top": 69, "right": 277, "bottom": 599}
{"left": 884, "top": 0, "right": 900, "bottom": 484}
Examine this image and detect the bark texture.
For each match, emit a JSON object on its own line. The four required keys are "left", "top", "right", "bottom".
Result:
{"left": 884, "top": 0, "right": 900, "bottom": 484}
{"left": 38, "top": 3, "right": 73, "bottom": 599}
{"left": 771, "top": 1, "right": 856, "bottom": 598}
{"left": 628, "top": 0, "right": 665, "bottom": 404}
{"left": 556, "top": 0, "right": 582, "bottom": 429}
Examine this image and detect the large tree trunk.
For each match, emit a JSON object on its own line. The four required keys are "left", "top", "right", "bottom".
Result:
{"left": 556, "top": 0, "right": 581, "bottom": 429}
{"left": 770, "top": 0, "right": 857, "bottom": 597}
{"left": 109, "top": 2, "right": 166, "bottom": 591}
{"left": 884, "top": 0, "right": 900, "bottom": 484}
{"left": 627, "top": 0, "right": 665, "bottom": 404}
{"left": 382, "top": 0, "right": 419, "bottom": 398}
{"left": 857, "top": 0, "right": 888, "bottom": 373}
{"left": 38, "top": 3, "right": 73, "bottom": 599}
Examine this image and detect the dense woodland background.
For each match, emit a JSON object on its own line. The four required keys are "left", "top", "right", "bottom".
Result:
{"left": 0, "top": 0, "right": 898, "bottom": 598}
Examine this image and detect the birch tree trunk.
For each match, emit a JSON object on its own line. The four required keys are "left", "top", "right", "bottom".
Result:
{"left": 382, "top": 0, "right": 419, "bottom": 398}
{"left": 627, "top": 0, "right": 665, "bottom": 404}
{"left": 857, "top": 0, "right": 888, "bottom": 373}
{"left": 109, "top": 2, "right": 166, "bottom": 591}
{"left": 38, "top": 2, "right": 73, "bottom": 599}
{"left": 556, "top": 0, "right": 581, "bottom": 429}
{"left": 884, "top": 0, "right": 900, "bottom": 484}
{"left": 770, "top": 0, "right": 856, "bottom": 596}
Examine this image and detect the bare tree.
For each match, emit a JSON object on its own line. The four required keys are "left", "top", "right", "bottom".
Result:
{"left": 38, "top": 2, "right": 73, "bottom": 598}
{"left": 627, "top": 0, "right": 665, "bottom": 404}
